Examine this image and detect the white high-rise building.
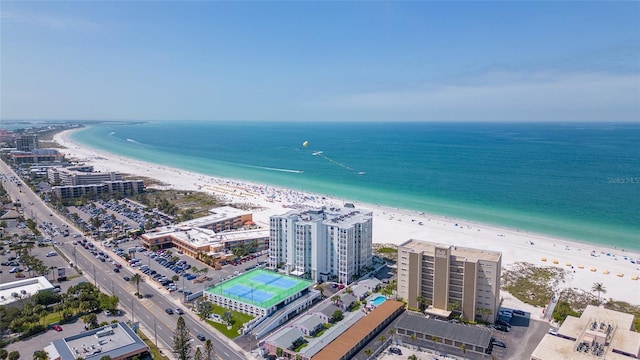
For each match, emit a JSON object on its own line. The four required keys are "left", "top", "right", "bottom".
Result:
{"left": 269, "top": 206, "right": 373, "bottom": 285}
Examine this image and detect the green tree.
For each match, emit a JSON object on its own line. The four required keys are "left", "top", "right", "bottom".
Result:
{"left": 99, "top": 356, "right": 111, "bottom": 360}
{"left": 194, "top": 347, "right": 203, "bottom": 360}
{"left": 591, "top": 282, "right": 607, "bottom": 305}
{"left": 195, "top": 300, "right": 212, "bottom": 321}
{"left": 8, "top": 352, "right": 20, "bottom": 360}
{"left": 222, "top": 310, "right": 233, "bottom": 326}
{"left": 331, "top": 309, "right": 343, "bottom": 323}
{"left": 130, "top": 273, "right": 144, "bottom": 297}
{"left": 172, "top": 316, "right": 192, "bottom": 360}
{"left": 0, "top": 349, "right": 8, "bottom": 360}
{"left": 204, "top": 339, "right": 217, "bottom": 360}
{"left": 364, "top": 349, "right": 372, "bottom": 356}
{"left": 172, "top": 275, "right": 180, "bottom": 283}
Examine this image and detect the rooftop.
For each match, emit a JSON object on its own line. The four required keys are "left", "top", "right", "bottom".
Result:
{"left": 399, "top": 239, "right": 502, "bottom": 262}
{"left": 395, "top": 313, "right": 493, "bottom": 348}
{"left": 312, "top": 300, "right": 404, "bottom": 360}
{"left": 49, "top": 322, "right": 147, "bottom": 360}
{"left": 179, "top": 206, "right": 251, "bottom": 228}
{"left": 206, "top": 269, "right": 313, "bottom": 309}
{"left": 0, "top": 276, "right": 55, "bottom": 306}
{"left": 531, "top": 306, "right": 640, "bottom": 360}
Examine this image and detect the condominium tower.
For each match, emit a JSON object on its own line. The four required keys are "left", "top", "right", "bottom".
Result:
{"left": 397, "top": 239, "right": 502, "bottom": 322}
{"left": 269, "top": 206, "right": 373, "bottom": 284}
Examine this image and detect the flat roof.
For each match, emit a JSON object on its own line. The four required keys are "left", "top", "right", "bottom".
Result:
{"left": 206, "top": 269, "right": 313, "bottom": 309}
{"left": 395, "top": 313, "right": 493, "bottom": 348}
{"left": 179, "top": 206, "right": 250, "bottom": 228}
{"left": 400, "top": 239, "right": 502, "bottom": 262}
{"left": 532, "top": 306, "right": 640, "bottom": 360}
{"left": 51, "top": 322, "right": 147, "bottom": 360}
{"left": 0, "top": 276, "right": 54, "bottom": 306}
{"left": 312, "top": 300, "right": 404, "bottom": 360}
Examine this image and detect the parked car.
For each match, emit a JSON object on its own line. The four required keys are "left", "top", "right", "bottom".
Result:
{"left": 389, "top": 347, "right": 402, "bottom": 355}
{"left": 493, "top": 324, "right": 509, "bottom": 332}
{"left": 492, "top": 339, "right": 507, "bottom": 348}
{"left": 513, "top": 309, "right": 526, "bottom": 316}
{"left": 52, "top": 325, "right": 63, "bottom": 332}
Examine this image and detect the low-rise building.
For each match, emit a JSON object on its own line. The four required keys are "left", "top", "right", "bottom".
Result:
{"left": 44, "top": 322, "right": 148, "bottom": 360}
{"left": 531, "top": 305, "right": 640, "bottom": 360}
{"left": 141, "top": 206, "right": 266, "bottom": 258}
{"left": 0, "top": 276, "right": 55, "bottom": 307}
{"left": 395, "top": 312, "right": 494, "bottom": 356}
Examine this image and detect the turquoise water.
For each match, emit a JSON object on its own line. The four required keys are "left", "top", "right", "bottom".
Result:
{"left": 71, "top": 121, "right": 640, "bottom": 251}
{"left": 371, "top": 295, "right": 387, "bottom": 306}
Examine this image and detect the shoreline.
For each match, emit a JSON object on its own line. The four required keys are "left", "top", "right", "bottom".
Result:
{"left": 54, "top": 128, "right": 640, "bottom": 306}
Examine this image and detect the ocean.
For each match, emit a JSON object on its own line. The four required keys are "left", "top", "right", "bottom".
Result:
{"left": 71, "top": 121, "right": 640, "bottom": 251}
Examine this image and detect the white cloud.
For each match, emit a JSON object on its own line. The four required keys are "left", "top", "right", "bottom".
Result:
{"left": 307, "top": 71, "right": 640, "bottom": 121}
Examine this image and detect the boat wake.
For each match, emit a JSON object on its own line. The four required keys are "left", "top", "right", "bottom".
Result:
{"left": 251, "top": 165, "right": 304, "bottom": 174}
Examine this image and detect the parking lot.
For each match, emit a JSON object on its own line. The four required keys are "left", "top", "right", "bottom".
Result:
{"left": 1, "top": 238, "right": 78, "bottom": 286}
{"left": 78, "top": 237, "right": 270, "bottom": 303}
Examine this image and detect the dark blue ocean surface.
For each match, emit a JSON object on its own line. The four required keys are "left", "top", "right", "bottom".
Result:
{"left": 72, "top": 121, "right": 640, "bottom": 250}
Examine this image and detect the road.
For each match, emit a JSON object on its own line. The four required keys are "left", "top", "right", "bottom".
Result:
{"left": 0, "top": 159, "right": 246, "bottom": 360}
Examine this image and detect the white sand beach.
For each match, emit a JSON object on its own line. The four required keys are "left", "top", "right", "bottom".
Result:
{"left": 54, "top": 129, "right": 640, "bottom": 308}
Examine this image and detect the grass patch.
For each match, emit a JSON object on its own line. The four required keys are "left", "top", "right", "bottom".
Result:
{"left": 43, "top": 311, "right": 63, "bottom": 325}
{"left": 137, "top": 329, "right": 170, "bottom": 360}
{"left": 501, "top": 262, "right": 567, "bottom": 307}
{"left": 605, "top": 301, "right": 640, "bottom": 332}
{"left": 205, "top": 305, "right": 254, "bottom": 339}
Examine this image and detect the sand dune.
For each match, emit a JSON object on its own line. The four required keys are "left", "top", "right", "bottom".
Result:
{"left": 54, "top": 129, "right": 640, "bottom": 309}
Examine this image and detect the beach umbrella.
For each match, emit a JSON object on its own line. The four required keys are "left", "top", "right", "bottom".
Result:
{"left": 602, "top": 270, "right": 610, "bottom": 275}
{"left": 541, "top": 257, "right": 547, "bottom": 262}
{"left": 616, "top": 273, "right": 623, "bottom": 277}
{"left": 565, "top": 262, "right": 571, "bottom": 267}
{"left": 577, "top": 265, "right": 584, "bottom": 269}
{"left": 552, "top": 259, "right": 559, "bottom": 264}
{"left": 590, "top": 267, "right": 597, "bottom": 272}
{"left": 630, "top": 275, "right": 638, "bottom": 280}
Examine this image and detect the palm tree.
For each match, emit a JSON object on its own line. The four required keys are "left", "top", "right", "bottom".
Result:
{"left": 364, "top": 349, "right": 372, "bottom": 356}
{"left": 32, "top": 350, "right": 48, "bottom": 360}
{"left": 204, "top": 339, "right": 217, "bottom": 360}
{"left": 130, "top": 273, "right": 144, "bottom": 297}
{"left": 591, "top": 282, "right": 607, "bottom": 305}
{"left": 388, "top": 328, "right": 396, "bottom": 345}
{"left": 407, "top": 355, "right": 417, "bottom": 360}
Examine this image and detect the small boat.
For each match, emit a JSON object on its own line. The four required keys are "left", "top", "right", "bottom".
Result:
{"left": 312, "top": 151, "right": 323, "bottom": 156}
{"left": 358, "top": 171, "right": 366, "bottom": 175}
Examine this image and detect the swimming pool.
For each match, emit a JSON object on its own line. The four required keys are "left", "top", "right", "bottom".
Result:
{"left": 370, "top": 295, "right": 387, "bottom": 306}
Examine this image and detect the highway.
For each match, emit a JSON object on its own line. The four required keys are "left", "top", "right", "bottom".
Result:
{"left": 0, "top": 159, "right": 246, "bottom": 360}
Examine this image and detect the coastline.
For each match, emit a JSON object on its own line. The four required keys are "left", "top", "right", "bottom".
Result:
{"left": 54, "top": 128, "right": 640, "bottom": 306}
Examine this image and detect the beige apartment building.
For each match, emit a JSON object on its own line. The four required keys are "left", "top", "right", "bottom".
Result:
{"left": 397, "top": 239, "right": 502, "bottom": 322}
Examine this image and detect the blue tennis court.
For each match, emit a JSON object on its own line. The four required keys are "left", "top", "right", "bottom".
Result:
{"left": 223, "top": 284, "right": 274, "bottom": 304}
{"left": 206, "top": 269, "right": 314, "bottom": 309}
{"left": 251, "top": 273, "right": 299, "bottom": 289}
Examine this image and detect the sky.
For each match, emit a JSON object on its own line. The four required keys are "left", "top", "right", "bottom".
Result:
{"left": 1, "top": 1, "right": 639, "bottom": 122}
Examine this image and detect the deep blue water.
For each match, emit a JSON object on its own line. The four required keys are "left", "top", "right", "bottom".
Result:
{"left": 71, "top": 121, "right": 640, "bottom": 251}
